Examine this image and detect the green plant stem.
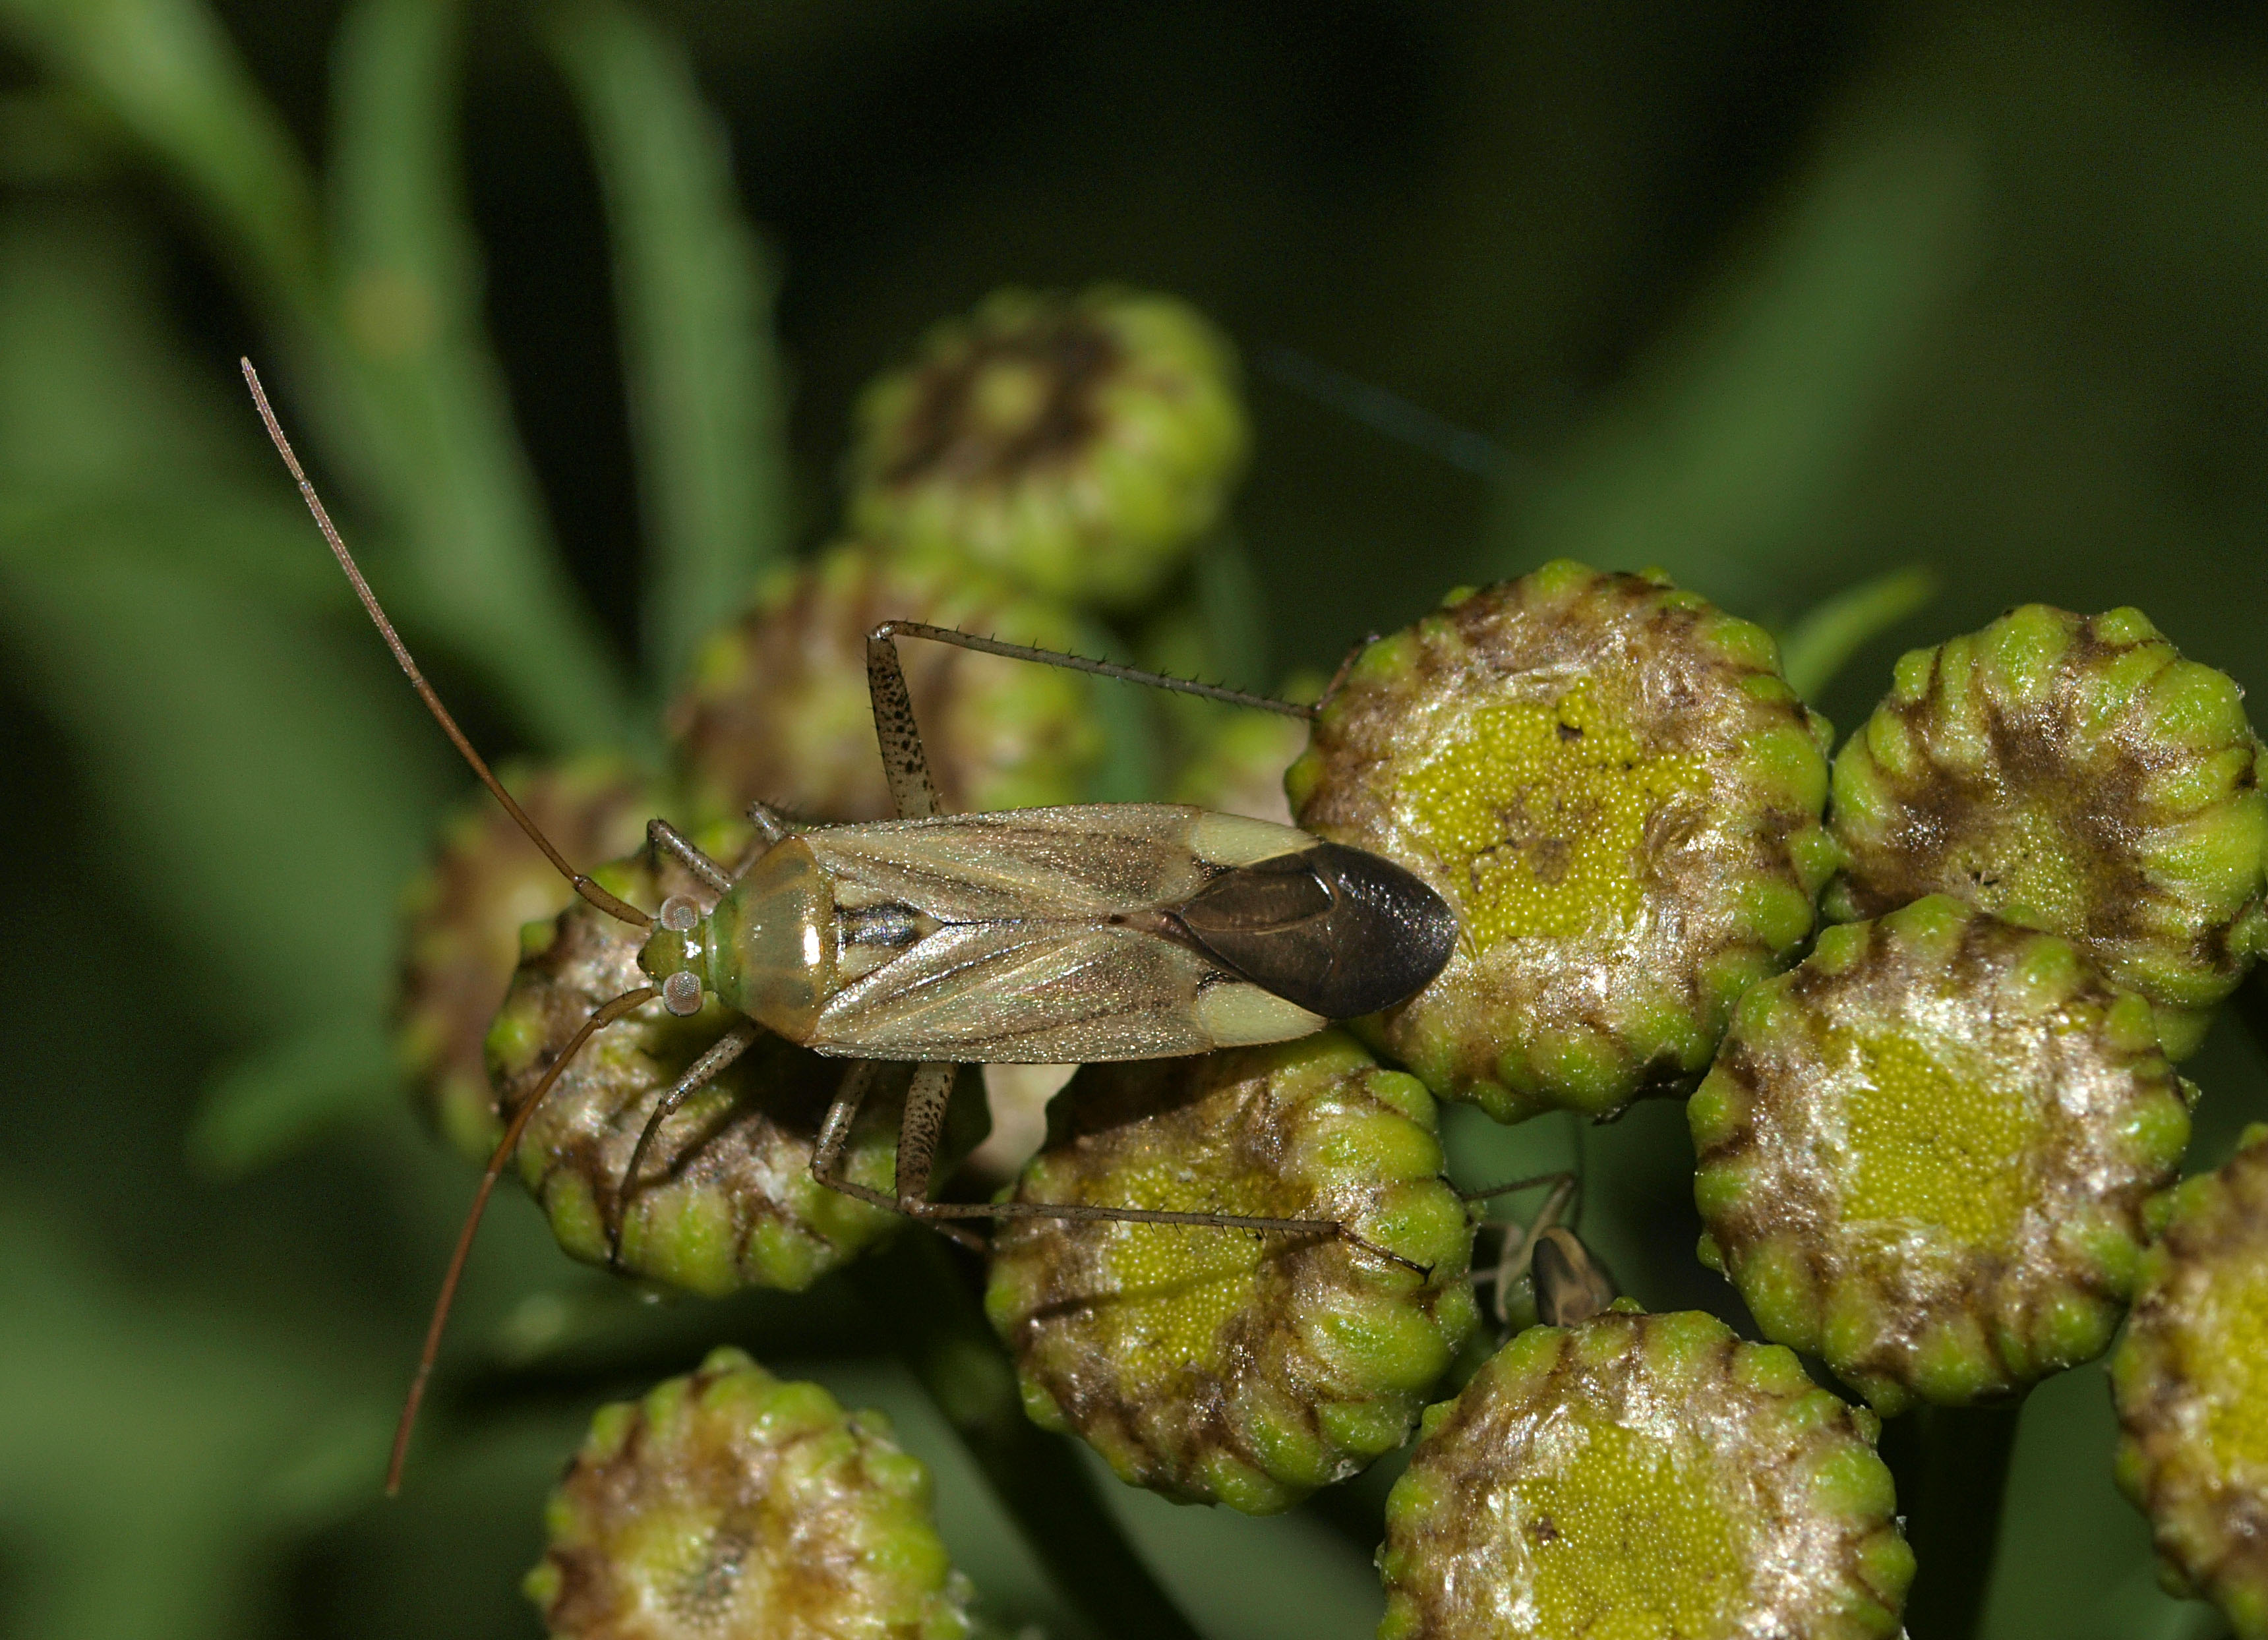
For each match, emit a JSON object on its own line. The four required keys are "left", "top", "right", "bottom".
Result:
{"left": 850, "top": 1234, "right": 1203, "bottom": 1640}
{"left": 1878, "top": 1401, "right": 2023, "bottom": 1640}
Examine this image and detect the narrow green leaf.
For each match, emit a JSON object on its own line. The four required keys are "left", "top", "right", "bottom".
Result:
{"left": 187, "top": 1014, "right": 398, "bottom": 1177}
{"left": 0, "top": 0, "right": 324, "bottom": 310}
{"left": 329, "top": 0, "right": 636, "bottom": 751}
{"left": 1491, "top": 126, "right": 1980, "bottom": 604}
{"left": 1777, "top": 564, "right": 1939, "bottom": 702}
{"left": 0, "top": 1210, "right": 365, "bottom": 1640}
{"left": 546, "top": 0, "right": 792, "bottom": 697}
{"left": 0, "top": 520, "right": 448, "bottom": 1038}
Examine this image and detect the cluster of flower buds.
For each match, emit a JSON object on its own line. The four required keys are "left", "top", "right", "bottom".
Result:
{"left": 385, "top": 268, "right": 2268, "bottom": 1637}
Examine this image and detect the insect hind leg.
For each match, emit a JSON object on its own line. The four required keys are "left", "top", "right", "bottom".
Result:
{"left": 868, "top": 619, "right": 1315, "bottom": 725}
{"left": 807, "top": 1058, "right": 1421, "bottom": 1273}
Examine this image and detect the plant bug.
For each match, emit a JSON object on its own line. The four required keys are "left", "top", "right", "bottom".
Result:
{"left": 241, "top": 361, "right": 1459, "bottom": 1492}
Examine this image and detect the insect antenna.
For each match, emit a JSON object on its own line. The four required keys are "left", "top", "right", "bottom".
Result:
{"left": 239, "top": 359, "right": 652, "bottom": 933}
{"left": 386, "top": 983, "right": 660, "bottom": 1495}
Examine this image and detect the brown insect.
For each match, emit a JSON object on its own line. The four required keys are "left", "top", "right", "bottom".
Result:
{"left": 241, "top": 361, "right": 1459, "bottom": 1491}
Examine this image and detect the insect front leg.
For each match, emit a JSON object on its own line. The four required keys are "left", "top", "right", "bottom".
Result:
{"left": 610, "top": 1020, "right": 764, "bottom": 1266}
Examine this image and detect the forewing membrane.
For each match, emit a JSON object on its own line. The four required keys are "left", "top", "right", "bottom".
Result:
{"left": 804, "top": 804, "right": 1305, "bottom": 922}
{"left": 807, "top": 921, "right": 1223, "bottom": 1062}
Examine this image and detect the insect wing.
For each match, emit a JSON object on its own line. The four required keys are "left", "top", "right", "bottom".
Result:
{"left": 807, "top": 921, "right": 1214, "bottom": 1061}
{"left": 801, "top": 803, "right": 1309, "bottom": 922}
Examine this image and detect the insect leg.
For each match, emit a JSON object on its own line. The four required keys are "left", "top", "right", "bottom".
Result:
{"left": 745, "top": 800, "right": 792, "bottom": 846}
{"left": 1530, "top": 1225, "right": 1617, "bottom": 1327}
{"left": 645, "top": 818, "right": 734, "bottom": 893}
{"left": 609, "top": 1019, "right": 764, "bottom": 1266}
{"left": 1479, "top": 1172, "right": 1582, "bottom": 1331}
{"left": 865, "top": 625, "right": 943, "bottom": 820}
{"left": 870, "top": 618, "right": 1314, "bottom": 719}
{"left": 908, "top": 1196, "right": 1431, "bottom": 1277}
{"left": 813, "top": 1059, "right": 1427, "bottom": 1275}
{"left": 810, "top": 1060, "right": 984, "bottom": 1251}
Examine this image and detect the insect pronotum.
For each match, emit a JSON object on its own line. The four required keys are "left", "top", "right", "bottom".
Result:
{"left": 240, "top": 360, "right": 1461, "bottom": 1492}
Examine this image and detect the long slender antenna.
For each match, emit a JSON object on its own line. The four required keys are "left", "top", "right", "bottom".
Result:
{"left": 240, "top": 359, "right": 651, "bottom": 933}
{"left": 386, "top": 983, "right": 660, "bottom": 1495}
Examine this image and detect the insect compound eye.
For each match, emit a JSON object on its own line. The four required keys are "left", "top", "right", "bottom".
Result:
{"left": 659, "top": 894, "right": 701, "bottom": 933}
{"left": 661, "top": 970, "right": 705, "bottom": 1016}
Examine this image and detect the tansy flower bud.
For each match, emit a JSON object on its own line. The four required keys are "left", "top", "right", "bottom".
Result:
{"left": 1827, "top": 603, "right": 2268, "bottom": 1058}
{"left": 526, "top": 1347, "right": 974, "bottom": 1639}
{"left": 1288, "top": 562, "right": 1835, "bottom": 1122}
{"left": 2112, "top": 1125, "right": 2268, "bottom": 1639}
{"left": 1692, "top": 895, "right": 2192, "bottom": 1413}
{"left": 845, "top": 287, "right": 1248, "bottom": 608}
{"left": 1377, "top": 1308, "right": 1911, "bottom": 1640}
{"left": 667, "top": 541, "right": 1100, "bottom": 826}
{"left": 985, "top": 1032, "right": 1476, "bottom": 1514}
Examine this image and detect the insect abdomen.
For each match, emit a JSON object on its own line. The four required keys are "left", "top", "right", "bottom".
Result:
{"left": 1174, "top": 842, "right": 1457, "bottom": 1018}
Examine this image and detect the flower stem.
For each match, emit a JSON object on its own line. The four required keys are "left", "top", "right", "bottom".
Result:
{"left": 1878, "top": 1401, "right": 2023, "bottom": 1640}
{"left": 850, "top": 1233, "right": 1203, "bottom": 1640}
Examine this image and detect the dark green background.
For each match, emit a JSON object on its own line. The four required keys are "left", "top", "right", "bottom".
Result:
{"left": 1, "top": 3, "right": 2263, "bottom": 1637}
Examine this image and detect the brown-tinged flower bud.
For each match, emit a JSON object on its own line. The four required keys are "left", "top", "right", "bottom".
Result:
{"left": 1826, "top": 603, "right": 2268, "bottom": 1059}
{"left": 1692, "top": 895, "right": 2192, "bottom": 1413}
{"left": 487, "top": 826, "right": 986, "bottom": 1295}
{"left": 845, "top": 287, "right": 1249, "bottom": 608}
{"left": 667, "top": 541, "right": 1101, "bottom": 827}
{"left": 984, "top": 1032, "right": 1476, "bottom": 1514}
{"left": 1287, "top": 561, "right": 1836, "bottom": 1122}
{"left": 1377, "top": 1308, "right": 1911, "bottom": 1640}
{"left": 2112, "top": 1124, "right": 2268, "bottom": 1637}
{"left": 525, "top": 1347, "right": 974, "bottom": 1639}
{"left": 396, "top": 755, "right": 659, "bottom": 1161}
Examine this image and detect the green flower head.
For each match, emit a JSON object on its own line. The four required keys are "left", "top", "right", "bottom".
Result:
{"left": 1692, "top": 896, "right": 2192, "bottom": 1413}
{"left": 668, "top": 541, "right": 1102, "bottom": 829}
{"left": 526, "top": 1348, "right": 973, "bottom": 1639}
{"left": 1378, "top": 1308, "right": 1911, "bottom": 1640}
{"left": 845, "top": 287, "right": 1249, "bottom": 608}
{"left": 984, "top": 1032, "right": 1477, "bottom": 1514}
{"left": 1288, "top": 562, "right": 1835, "bottom": 1123}
{"left": 2112, "top": 1125, "right": 2268, "bottom": 1638}
{"left": 1827, "top": 602, "right": 2268, "bottom": 1058}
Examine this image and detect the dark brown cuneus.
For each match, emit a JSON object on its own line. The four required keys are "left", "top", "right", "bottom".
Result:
{"left": 1174, "top": 843, "right": 1458, "bottom": 1018}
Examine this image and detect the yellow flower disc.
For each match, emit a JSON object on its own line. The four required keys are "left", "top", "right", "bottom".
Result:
{"left": 985, "top": 1033, "right": 1477, "bottom": 1514}
{"left": 2112, "top": 1126, "right": 2268, "bottom": 1638}
{"left": 1693, "top": 896, "right": 2192, "bottom": 1412}
{"left": 1827, "top": 602, "right": 2268, "bottom": 1059}
{"left": 1287, "top": 561, "right": 1835, "bottom": 1122}
{"left": 1378, "top": 1308, "right": 1911, "bottom": 1640}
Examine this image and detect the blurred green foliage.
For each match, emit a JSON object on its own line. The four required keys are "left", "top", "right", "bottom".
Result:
{"left": 0, "top": 3, "right": 2263, "bottom": 1638}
